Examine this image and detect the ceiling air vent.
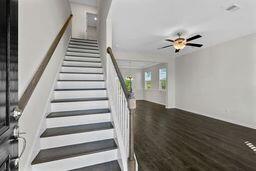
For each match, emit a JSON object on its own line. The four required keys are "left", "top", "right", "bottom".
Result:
{"left": 226, "top": 4, "right": 240, "bottom": 12}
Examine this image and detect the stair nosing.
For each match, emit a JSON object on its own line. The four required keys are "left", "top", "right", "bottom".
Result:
{"left": 57, "top": 79, "right": 105, "bottom": 82}
{"left": 65, "top": 54, "right": 100, "bottom": 58}
{"left": 40, "top": 122, "right": 114, "bottom": 138}
{"left": 54, "top": 88, "right": 106, "bottom": 91}
{"left": 51, "top": 97, "right": 108, "bottom": 103}
{"left": 69, "top": 43, "right": 98, "bottom": 47}
{"left": 59, "top": 72, "right": 103, "bottom": 75}
{"left": 62, "top": 65, "right": 102, "bottom": 68}
{"left": 64, "top": 60, "right": 101, "bottom": 63}
{"left": 70, "top": 40, "right": 98, "bottom": 44}
{"left": 47, "top": 108, "right": 111, "bottom": 118}
{"left": 31, "top": 139, "right": 117, "bottom": 165}
{"left": 68, "top": 46, "right": 99, "bottom": 51}
{"left": 67, "top": 50, "right": 100, "bottom": 54}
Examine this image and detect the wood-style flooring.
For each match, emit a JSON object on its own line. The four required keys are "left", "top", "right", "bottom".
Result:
{"left": 134, "top": 100, "right": 256, "bottom": 171}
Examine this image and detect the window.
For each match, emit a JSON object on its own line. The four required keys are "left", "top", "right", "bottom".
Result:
{"left": 145, "top": 71, "right": 152, "bottom": 89}
{"left": 159, "top": 68, "right": 167, "bottom": 90}
{"left": 125, "top": 78, "right": 132, "bottom": 92}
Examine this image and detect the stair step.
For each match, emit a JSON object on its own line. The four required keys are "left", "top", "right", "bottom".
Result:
{"left": 60, "top": 72, "right": 103, "bottom": 74}
{"left": 32, "top": 139, "right": 118, "bottom": 169}
{"left": 67, "top": 50, "right": 100, "bottom": 54}
{"left": 65, "top": 56, "right": 101, "bottom": 62}
{"left": 66, "top": 54, "right": 100, "bottom": 58}
{"left": 69, "top": 42, "right": 98, "bottom": 48}
{"left": 68, "top": 46, "right": 99, "bottom": 51}
{"left": 64, "top": 59, "right": 101, "bottom": 63}
{"left": 53, "top": 89, "right": 107, "bottom": 100}
{"left": 71, "top": 161, "right": 121, "bottom": 171}
{"left": 59, "top": 72, "right": 104, "bottom": 81}
{"left": 51, "top": 97, "right": 108, "bottom": 103}
{"left": 70, "top": 40, "right": 98, "bottom": 44}
{"left": 56, "top": 80, "right": 105, "bottom": 89}
{"left": 63, "top": 61, "right": 102, "bottom": 67}
{"left": 61, "top": 66, "right": 103, "bottom": 73}
{"left": 41, "top": 122, "right": 113, "bottom": 137}
{"left": 66, "top": 52, "right": 100, "bottom": 58}
{"left": 47, "top": 108, "right": 110, "bottom": 118}
{"left": 62, "top": 65, "right": 102, "bottom": 69}
{"left": 71, "top": 38, "right": 97, "bottom": 42}
{"left": 54, "top": 88, "right": 106, "bottom": 91}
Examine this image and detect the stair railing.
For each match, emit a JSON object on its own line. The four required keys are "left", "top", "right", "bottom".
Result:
{"left": 107, "top": 47, "right": 136, "bottom": 171}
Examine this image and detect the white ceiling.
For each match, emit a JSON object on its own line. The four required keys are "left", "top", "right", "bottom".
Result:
{"left": 69, "top": 0, "right": 97, "bottom": 7}
{"left": 111, "top": 0, "right": 256, "bottom": 57}
{"left": 117, "top": 59, "right": 160, "bottom": 69}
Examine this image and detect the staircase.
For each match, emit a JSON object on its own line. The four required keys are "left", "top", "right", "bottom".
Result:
{"left": 31, "top": 38, "right": 121, "bottom": 171}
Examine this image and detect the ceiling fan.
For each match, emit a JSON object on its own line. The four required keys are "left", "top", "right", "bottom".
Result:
{"left": 159, "top": 33, "right": 203, "bottom": 53}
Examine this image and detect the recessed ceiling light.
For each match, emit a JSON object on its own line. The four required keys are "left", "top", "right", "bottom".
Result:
{"left": 226, "top": 4, "right": 240, "bottom": 12}
{"left": 94, "top": 17, "right": 98, "bottom": 21}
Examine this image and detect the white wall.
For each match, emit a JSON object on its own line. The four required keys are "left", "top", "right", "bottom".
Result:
{"left": 175, "top": 33, "right": 256, "bottom": 129}
{"left": 87, "top": 26, "right": 97, "bottom": 40}
{"left": 143, "top": 63, "right": 167, "bottom": 105}
{"left": 70, "top": 2, "right": 97, "bottom": 39}
{"left": 114, "top": 51, "right": 175, "bottom": 108}
{"left": 19, "top": 0, "right": 71, "bottom": 170}
{"left": 120, "top": 68, "right": 144, "bottom": 100}
{"left": 97, "top": 0, "right": 112, "bottom": 76}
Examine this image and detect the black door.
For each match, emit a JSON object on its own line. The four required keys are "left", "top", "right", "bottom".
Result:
{"left": 0, "top": 0, "right": 18, "bottom": 170}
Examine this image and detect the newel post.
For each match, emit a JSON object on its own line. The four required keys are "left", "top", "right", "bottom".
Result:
{"left": 128, "top": 94, "right": 136, "bottom": 171}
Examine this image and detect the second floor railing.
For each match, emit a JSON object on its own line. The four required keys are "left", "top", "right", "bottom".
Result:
{"left": 107, "top": 47, "right": 136, "bottom": 171}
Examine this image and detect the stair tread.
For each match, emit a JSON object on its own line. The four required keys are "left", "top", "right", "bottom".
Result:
{"left": 41, "top": 122, "right": 113, "bottom": 137}
{"left": 32, "top": 139, "right": 116, "bottom": 165}
{"left": 69, "top": 43, "right": 98, "bottom": 47}
{"left": 71, "top": 38, "right": 97, "bottom": 41}
{"left": 60, "top": 72, "right": 103, "bottom": 74}
{"left": 54, "top": 88, "right": 106, "bottom": 91}
{"left": 70, "top": 40, "right": 98, "bottom": 44}
{"left": 64, "top": 60, "right": 101, "bottom": 63}
{"left": 71, "top": 161, "right": 121, "bottom": 171}
{"left": 47, "top": 108, "right": 110, "bottom": 118}
{"left": 62, "top": 65, "right": 102, "bottom": 68}
{"left": 51, "top": 97, "right": 108, "bottom": 103}
{"left": 68, "top": 46, "right": 99, "bottom": 50}
{"left": 66, "top": 54, "right": 100, "bottom": 58}
{"left": 67, "top": 50, "right": 100, "bottom": 54}
{"left": 58, "top": 80, "right": 105, "bottom": 82}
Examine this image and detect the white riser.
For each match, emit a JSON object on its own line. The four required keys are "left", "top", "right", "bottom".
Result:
{"left": 46, "top": 113, "right": 111, "bottom": 128}
{"left": 68, "top": 48, "right": 99, "bottom": 54}
{"left": 68, "top": 45, "right": 99, "bottom": 50}
{"left": 69, "top": 42, "right": 98, "bottom": 47}
{"left": 66, "top": 52, "right": 100, "bottom": 57}
{"left": 61, "top": 66, "right": 103, "bottom": 73}
{"left": 32, "top": 150, "right": 118, "bottom": 171}
{"left": 63, "top": 61, "right": 101, "bottom": 67}
{"left": 71, "top": 39, "right": 97, "bottom": 43}
{"left": 54, "top": 90, "right": 107, "bottom": 99}
{"left": 59, "top": 73, "right": 104, "bottom": 80}
{"left": 65, "top": 56, "right": 101, "bottom": 62}
{"left": 51, "top": 100, "right": 109, "bottom": 112}
{"left": 56, "top": 81, "right": 105, "bottom": 89}
{"left": 40, "top": 129, "right": 114, "bottom": 149}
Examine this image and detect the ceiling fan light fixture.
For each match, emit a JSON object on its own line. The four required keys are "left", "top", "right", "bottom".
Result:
{"left": 173, "top": 38, "right": 186, "bottom": 50}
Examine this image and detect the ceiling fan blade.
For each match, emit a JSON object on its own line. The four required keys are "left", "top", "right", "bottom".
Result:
{"left": 186, "top": 35, "right": 202, "bottom": 42}
{"left": 175, "top": 49, "right": 180, "bottom": 53}
{"left": 165, "top": 39, "right": 174, "bottom": 42}
{"left": 186, "top": 43, "right": 203, "bottom": 47}
{"left": 158, "top": 45, "right": 173, "bottom": 49}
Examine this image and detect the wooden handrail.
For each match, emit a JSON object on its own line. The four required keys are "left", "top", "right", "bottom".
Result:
{"left": 18, "top": 14, "right": 73, "bottom": 111}
{"left": 107, "top": 47, "right": 136, "bottom": 171}
{"left": 107, "top": 47, "right": 130, "bottom": 99}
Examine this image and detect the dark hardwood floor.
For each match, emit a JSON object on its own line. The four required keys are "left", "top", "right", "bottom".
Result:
{"left": 134, "top": 100, "right": 256, "bottom": 171}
